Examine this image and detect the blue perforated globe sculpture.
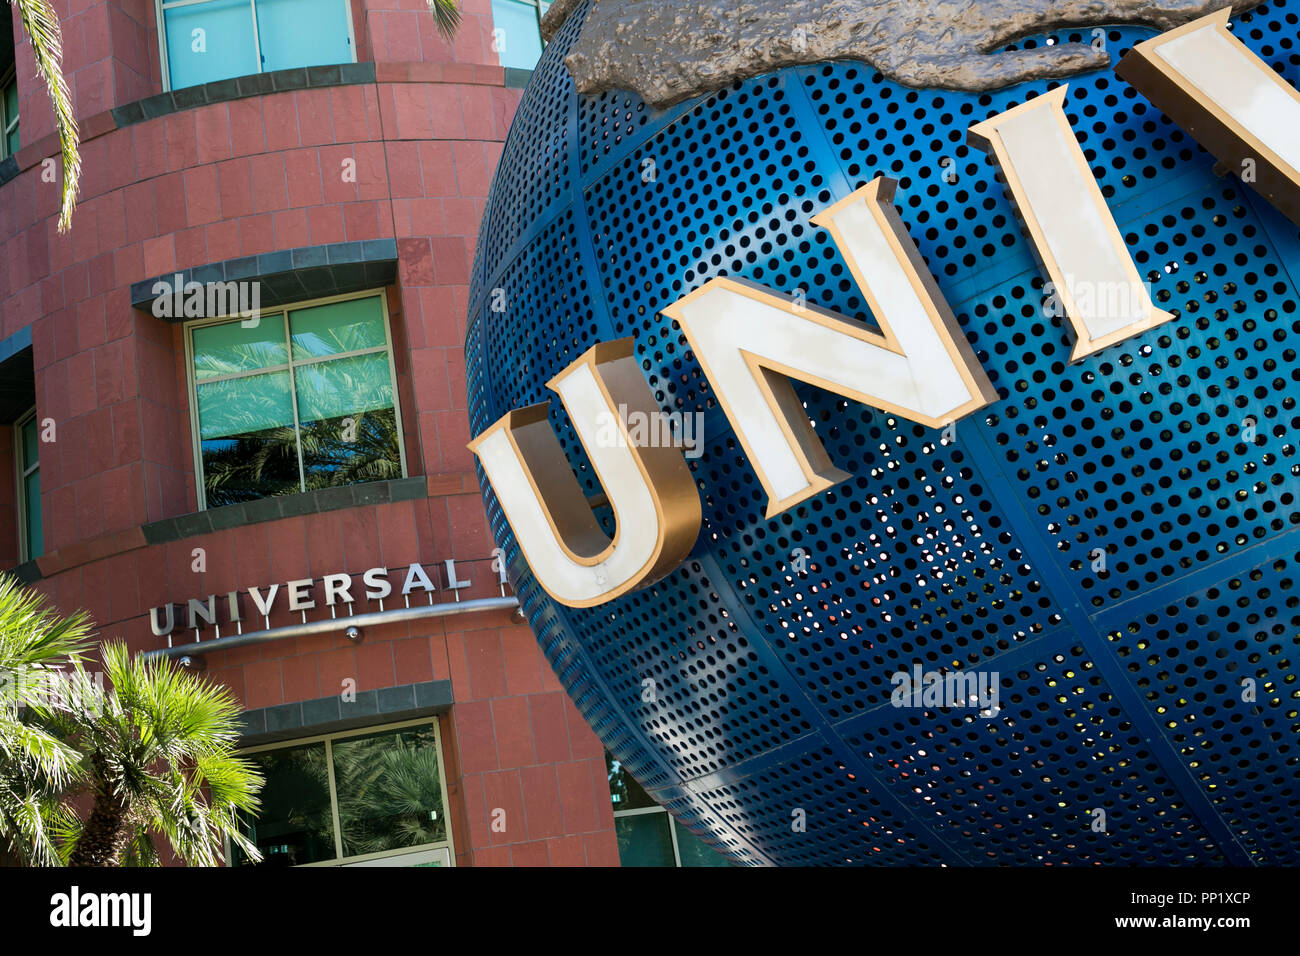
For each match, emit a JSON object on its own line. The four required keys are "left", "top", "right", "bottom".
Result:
{"left": 466, "top": 0, "right": 1300, "bottom": 865}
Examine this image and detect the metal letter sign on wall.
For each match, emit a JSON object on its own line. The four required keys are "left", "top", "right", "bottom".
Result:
{"left": 144, "top": 558, "right": 514, "bottom": 660}
{"left": 467, "top": 3, "right": 1300, "bottom": 865}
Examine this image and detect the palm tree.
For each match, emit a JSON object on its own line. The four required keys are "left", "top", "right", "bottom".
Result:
{"left": 34, "top": 641, "right": 266, "bottom": 867}
{"left": 0, "top": 576, "right": 91, "bottom": 865}
{"left": 9, "top": 0, "right": 461, "bottom": 234}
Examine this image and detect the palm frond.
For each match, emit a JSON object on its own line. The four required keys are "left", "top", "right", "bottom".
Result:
{"left": 427, "top": 0, "right": 461, "bottom": 40}
{"left": 0, "top": 573, "right": 93, "bottom": 669}
{"left": 47, "top": 801, "right": 83, "bottom": 864}
{"left": 8, "top": 0, "right": 81, "bottom": 232}
{"left": 122, "top": 823, "right": 160, "bottom": 867}
{"left": 1, "top": 720, "right": 79, "bottom": 785}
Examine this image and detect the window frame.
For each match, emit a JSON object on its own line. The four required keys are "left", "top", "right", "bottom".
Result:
{"left": 154, "top": 0, "right": 359, "bottom": 93}
{"left": 611, "top": 803, "right": 688, "bottom": 866}
{"left": 14, "top": 406, "right": 40, "bottom": 562}
{"left": 1, "top": 66, "right": 18, "bottom": 160}
{"left": 608, "top": 752, "right": 729, "bottom": 867}
{"left": 182, "top": 288, "right": 408, "bottom": 511}
{"left": 229, "top": 717, "right": 457, "bottom": 868}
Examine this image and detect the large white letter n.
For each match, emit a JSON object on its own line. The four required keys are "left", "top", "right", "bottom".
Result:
{"left": 468, "top": 339, "right": 702, "bottom": 608}
{"left": 662, "top": 177, "right": 997, "bottom": 518}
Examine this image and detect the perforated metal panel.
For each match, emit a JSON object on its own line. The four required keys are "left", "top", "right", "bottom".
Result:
{"left": 467, "top": 0, "right": 1300, "bottom": 865}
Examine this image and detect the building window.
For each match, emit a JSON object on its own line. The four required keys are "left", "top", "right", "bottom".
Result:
{"left": 1, "top": 2, "right": 16, "bottom": 159}
{"left": 1, "top": 70, "right": 17, "bottom": 159}
{"left": 607, "top": 752, "right": 731, "bottom": 867}
{"left": 490, "top": 0, "right": 549, "bottom": 71}
{"left": 15, "top": 408, "right": 41, "bottom": 561}
{"left": 186, "top": 291, "right": 406, "bottom": 509}
{"left": 232, "top": 720, "right": 455, "bottom": 867}
{"left": 156, "top": 0, "right": 356, "bottom": 92}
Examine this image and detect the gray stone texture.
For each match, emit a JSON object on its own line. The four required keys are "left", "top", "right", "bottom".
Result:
{"left": 548, "top": 0, "right": 1260, "bottom": 109}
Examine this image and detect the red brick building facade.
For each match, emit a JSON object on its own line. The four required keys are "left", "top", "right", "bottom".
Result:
{"left": 0, "top": 0, "right": 620, "bottom": 867}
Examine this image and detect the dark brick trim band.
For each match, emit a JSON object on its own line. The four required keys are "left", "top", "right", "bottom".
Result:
{"left": 2, "top": 60, "right": 509, "bottom": 182}
{"left": 129, "top": 238, "right": 399, "bottom": 316}
{"left": 238, "top": 679, "right": 454, "bottom": 747}
{"left": 111, "top": 63, "right": 377, "bottom": 129}
{"left": 0, "top": 155, "right": 18, "bottom": 190}
{"left": 9, "top": 560, "right": 41, "bottom": 585}
{"left": 503, "top": 67, "right": 533, "bottom": 89}
{"left": 3, "top": 473, "right": 487, "bottom": 584}
{"left": 140, "top": 474, "right": 428, "bottom": 546}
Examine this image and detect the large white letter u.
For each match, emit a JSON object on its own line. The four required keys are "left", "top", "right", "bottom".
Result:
{"left": 469, "top": 339, "right": 702, "bottom": 608}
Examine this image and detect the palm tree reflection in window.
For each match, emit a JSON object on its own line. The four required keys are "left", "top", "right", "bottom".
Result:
{"left": 332, "top": 726, "right": 447, "bottom": 858}
{"left": 294, "top": 354, "right": 402, "bottom": 493}
{"left": 236, "top": 724, "right": 447, "bottom": 866}
{"left": 193, "top": 298, "right": 403, "bottom": 508}
{"left": 199, "top": 404, "right": 401, "bottom": 507}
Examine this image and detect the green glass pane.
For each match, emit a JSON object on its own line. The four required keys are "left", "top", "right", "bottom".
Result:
{"left": 20, "top": 417, "right": 38, "bottom": 469}
{"left": 606, "top": 752, "right": 657, "bottom": 811}
{"left": 614, "top": 813, "right": 675, "bottom": 867}
{"left": 196, "top": 371, "right": 293, "bottom": 439}
{"left": 332, "top": 724, "right": 447, "bottom": 859}
{"left": 197, "top": 372, "right": 301, "bottom": 506}
{"left": 289, "top": 297, "right": 386, "bottom": 360}
{"left": 300, "top": 407, "right": 401, "bottom": 491}
{"left": 293, "top": 352, "right": 393, "bottom": 421}
{"left": 232, "top": 742, "right": 335, "bottom": 867}
{"left": 3, "top": 80, "right": 16, "bottom": 155}
{"left": 23, "top": 470, "right": 41, "bottom": 560}
{"left": 673, "top": 819, "right": 731, "bottom": 867}
{"left": 192, "top": 317, "right": 287, "bottom": 379}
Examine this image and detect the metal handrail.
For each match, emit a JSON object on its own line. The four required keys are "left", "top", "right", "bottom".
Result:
{"left": 141, "top": 595, "right": 521, "bottom": 661}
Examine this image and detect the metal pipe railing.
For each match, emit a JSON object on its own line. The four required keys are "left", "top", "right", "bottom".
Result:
{"left": 141, "top": 595, "right": 521, "bottom": 661}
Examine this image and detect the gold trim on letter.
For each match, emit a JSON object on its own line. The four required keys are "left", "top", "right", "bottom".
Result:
{"left": 968, "top": 86, "right": 1174, "bottom": 361}
{"left": 467, "top": 338, "right": 702, "bottom": 608}
{"left": 662, "top": 177, "right": 997, "bottom": 519}
{"left": 1117, "top": 8, "right": 1300, "bottom": 227}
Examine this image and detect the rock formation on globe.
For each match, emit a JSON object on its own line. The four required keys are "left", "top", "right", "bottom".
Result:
{"left": 541, "top": 0, "right": 1260, "bottom": 109}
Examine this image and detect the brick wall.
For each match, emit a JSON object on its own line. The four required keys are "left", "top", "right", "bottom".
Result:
{"left": 9, "top": 0, "right": 506, "bottom": 142}
{"left": 0, "top": 0, "right": 620, "bottom": 866}
{"left": 3, "top": 70, "right": 520, "bottom": 546}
